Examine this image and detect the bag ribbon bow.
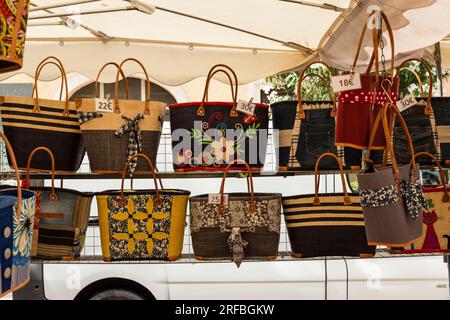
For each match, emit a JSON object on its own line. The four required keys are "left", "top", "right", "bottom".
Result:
{"left": 115, "top": 114, "right": 145, "bottom": 174}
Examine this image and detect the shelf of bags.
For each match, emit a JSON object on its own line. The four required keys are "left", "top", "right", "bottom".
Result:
{"left": 30, "top": 250, "right": 449, "bottom": 265}
{"left": 0, "top": 166, "right": 447, "bottom": 180}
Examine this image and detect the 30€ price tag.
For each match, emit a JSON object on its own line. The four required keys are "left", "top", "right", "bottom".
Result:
{"left": 331, "top": 74, "right": 362, "bottom": 93}
{"left": 396, "top": 94, "right": 417, "bottom": 112}
{"left": 95, "top": 98, "right": 113, "bottom": 113}
{"left": 208, "top": 194, "right": 228, "bottom": 205}
{"left": 236, "top": 98, "right": 256, "bottom": 116}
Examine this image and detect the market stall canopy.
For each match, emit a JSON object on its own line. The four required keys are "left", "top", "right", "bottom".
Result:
{"left": 1, "top": 0, "right": 450, "bottom": 84}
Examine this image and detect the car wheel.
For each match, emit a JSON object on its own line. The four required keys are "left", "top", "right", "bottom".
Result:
{"left": 89, "top": 288, "right": 146, "bottom": 300}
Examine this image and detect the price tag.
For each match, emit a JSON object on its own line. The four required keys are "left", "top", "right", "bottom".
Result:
{"left": 208, "top": 194, "right": 228, "bottom": 205}
{"left": 396, "top": 94, "right": 417, "bottom": 112}
{"left": 236, "top": 98, "right": 256, "bottom": 116}
{"left": 331, "top": 74, "right": 362, "bottom": 93}
{"left": 95, "top": 98, "right": 113, "bottom": 113}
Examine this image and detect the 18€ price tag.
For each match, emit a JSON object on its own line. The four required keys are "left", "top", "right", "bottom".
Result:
{"left": 331, "top": 74, "right": 362, "bottom": 93}
{"left": 236, "top": 98, "right": 256, "bottom": 116}
{"left": 95, "top": 98, "right": 113, "bottom": 113}
{"left": 208, "top": 194, "right": 229, "bottom": 205}
{"left": 396, "top": 94, "right": 417, "bottom": 112}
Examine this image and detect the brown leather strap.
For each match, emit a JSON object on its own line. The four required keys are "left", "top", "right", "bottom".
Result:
{"left": 33, "top": 56, "right": 70, "bottom": 116}
{"left": 95, "top": 62, "right": 130, "bottom": 100}
{"left": 204, "top": 69, "right": 236, "bottom": 103}
{"left": 218, "top": 159, "right": 256, "bottom": 213}
{"left": 34, "top": 62, "right": 64, "bottom": 101}
{"left": 25, "top": 147, "right": 57, "bottom": 201}
{"left": 352, "top": 11, "right": 395, "bottom": 82}
{"left": 396, "top": 67, "right": 424, "bottom": 97}
{"left": 198, "top": 64, "right": 239, "bottom": 117}
{"left": 296, "top": 73, "right": 335, "bottom": 119}
{"left": 120, "top": 153, "right": 161, "bottom": 204}
{"left": 414, "top": 152, "right": 449, "bottom": 202}
{"left": 115, "top": 58, "right": 152, "bottom": 115}
{"left": 313, "top": 153, "right": 352, "bottom": 206}
{"left": 397, "top": 58, "right": 433, "bottom": 114}
{"left": 382, "top": 103, "right": 416, "bottom": 179}
{"left": 0, "top": 132, "right": 21, "bottom": 219}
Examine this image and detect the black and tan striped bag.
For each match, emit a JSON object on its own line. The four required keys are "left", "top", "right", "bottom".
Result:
{"left": 0, "top": 56, "right": 84, "bottom": 172}
{"left": 24, "top": 147, "right": 93, "bottom": 259}
{"left": 75, "top": 58, "right": 166, "bottom": 173}
{"left": 282, "top": 153, "right": 376, "bottom": 258}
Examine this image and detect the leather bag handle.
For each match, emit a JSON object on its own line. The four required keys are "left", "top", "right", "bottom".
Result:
{"left": 296, "top": 73, "right": 336, "bottom": 120}
{"left": 313, "top": 153, "right": 352, "bottom": 206}
{"left": 198, "top": 64, "right": 239, "bottom": 117}
{"left": 397, "top": 58, "right": 433, "bottom": 115}
{"left": 115, "top": 58, "right": 152, "bottom": 115}
{"left": 0, "top": 132, "right": 22, "bottom": 219}
{"left": 218, "top": 159, "right": 256, "bottom": 214}
{"left": 120, "top": 153, "right": 161, "bottom": 205}
{"left": 396, "top": 67, "right": 424, "bottom": 97}
{"left": 95, "top": 62, "right": 130, "bottom": 100}
{"left": 413, "top": 152, "right": 449, "bottom": 202}
{"left": 25, "top": 147, "right": 57, "bottom": 201}
{"left": 352, "top": 11, "right": 395, "bottom": 83}
{"left": 33, "top": 56, "right": 70, "bottom": 116}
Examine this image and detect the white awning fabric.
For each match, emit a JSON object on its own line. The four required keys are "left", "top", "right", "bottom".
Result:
{"left": 1, "top": 0, "right": 450, "bottom": 84}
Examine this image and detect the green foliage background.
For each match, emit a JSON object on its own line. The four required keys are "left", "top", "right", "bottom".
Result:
{"left": 265, "top": 62, "right": 439, "bottom": 103}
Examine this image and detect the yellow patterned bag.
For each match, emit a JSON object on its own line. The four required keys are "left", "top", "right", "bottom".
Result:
{"left": 96, "top": 154, "right": 190, "bottom": 261}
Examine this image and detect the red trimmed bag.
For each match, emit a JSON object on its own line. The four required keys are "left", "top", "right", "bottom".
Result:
{"left": 169, "top": 64, "right": 269, "bottom": 172}
{"left": 335, "top": 11, "right": 399, "bottom": 168}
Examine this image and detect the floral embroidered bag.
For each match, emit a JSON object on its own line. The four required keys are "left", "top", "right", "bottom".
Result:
{"left": 391, "top": 152, "right": 450, "bottom": 253}
{"left": 96, "top": 154, "right": 190, "bottom": 261}
{"left": 169, "top": 64, "right": 269, "bottom": 172}
{"left": 0, "top": 0, "right": 30, "bottom": 73}
{"left": 23, "top": 147, "right": 93, "bottom": 259}
{"left": 0, "top": 56, "right": 85, "bottom": 172}
{"left": 0, "top": 132, "right": 35, "bottom": 297}
{"left": 357, "top": 98, "right": 427, "bottom": 247}
{"left": 282, "top": 153, "right": 375, "bottom": 258}
{"left": 189, "top": 160, "right": 282, "bottom": 267}
{"left": 76, "top": 59, "right": 166, "bottom": 173}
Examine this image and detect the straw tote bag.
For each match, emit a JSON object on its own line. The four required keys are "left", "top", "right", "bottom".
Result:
{"left": 426, "top": 97, "right": 450, "bottom": 165}
{"left": 271, "top": 61, "right": 341, "bottom": 170}
{"left": 0, "top": 0, "right": 30, "bottom": 73}
{"left": 0, "top": 132, "right": 35, "bottom": 298}
{"left": 282, "top": 153, "right": 375, "bottom": 258}
{"left": 335, "top": 12, "right": 399, "bottom": 168}
{"left": 393, "top": 59, "right": 440, "bottom": 165}
{"left": 169, "top": 64, "right": 269, "bottom": 172}
{"left": 391, "top": 152, "right": 450, "bottom": 254}
{"left": 357, "top": 101, "right": 428, "bottom": 246}
{"left": 24, "top": 147, "right": 93, "bottom": 259}
{"left": 0, "top": 56, "right": 85, "bottom": 172}
{"left": 96, "top": 154, "right": 190, "bottom": 261}
{"left": 189, "top": 160, "right": 282, "bottom": 267}
{"left": 75, "top": 58, "right": 166, "bottom": 173}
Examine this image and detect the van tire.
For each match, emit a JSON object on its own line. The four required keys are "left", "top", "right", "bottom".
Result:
{"left": 89, "top": 288, "right": 146, "bottom": 300}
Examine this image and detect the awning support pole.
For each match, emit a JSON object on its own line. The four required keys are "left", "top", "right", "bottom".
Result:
{"left": 435, "top": 42, "right": 444, "bottom": 97}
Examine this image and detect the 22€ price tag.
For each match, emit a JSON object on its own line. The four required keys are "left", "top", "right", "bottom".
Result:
{"left": 331, "top": 74, "right": 362, "bottom": 93}
{"left": 396, "top": 94, "right": 417, "bottom": 112}
{"left": 236, "top": 98, "right": 256, "bottom": 116}
{"left": 208, "top": 194, "right": 228, "bottom": 205}
{"left": 95, "top": 98, "right": 114, "bottom": 113}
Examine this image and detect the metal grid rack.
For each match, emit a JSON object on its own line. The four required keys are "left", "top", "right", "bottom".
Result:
{"left": 1, "top": 123, "right": 449, "bottom": 265}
